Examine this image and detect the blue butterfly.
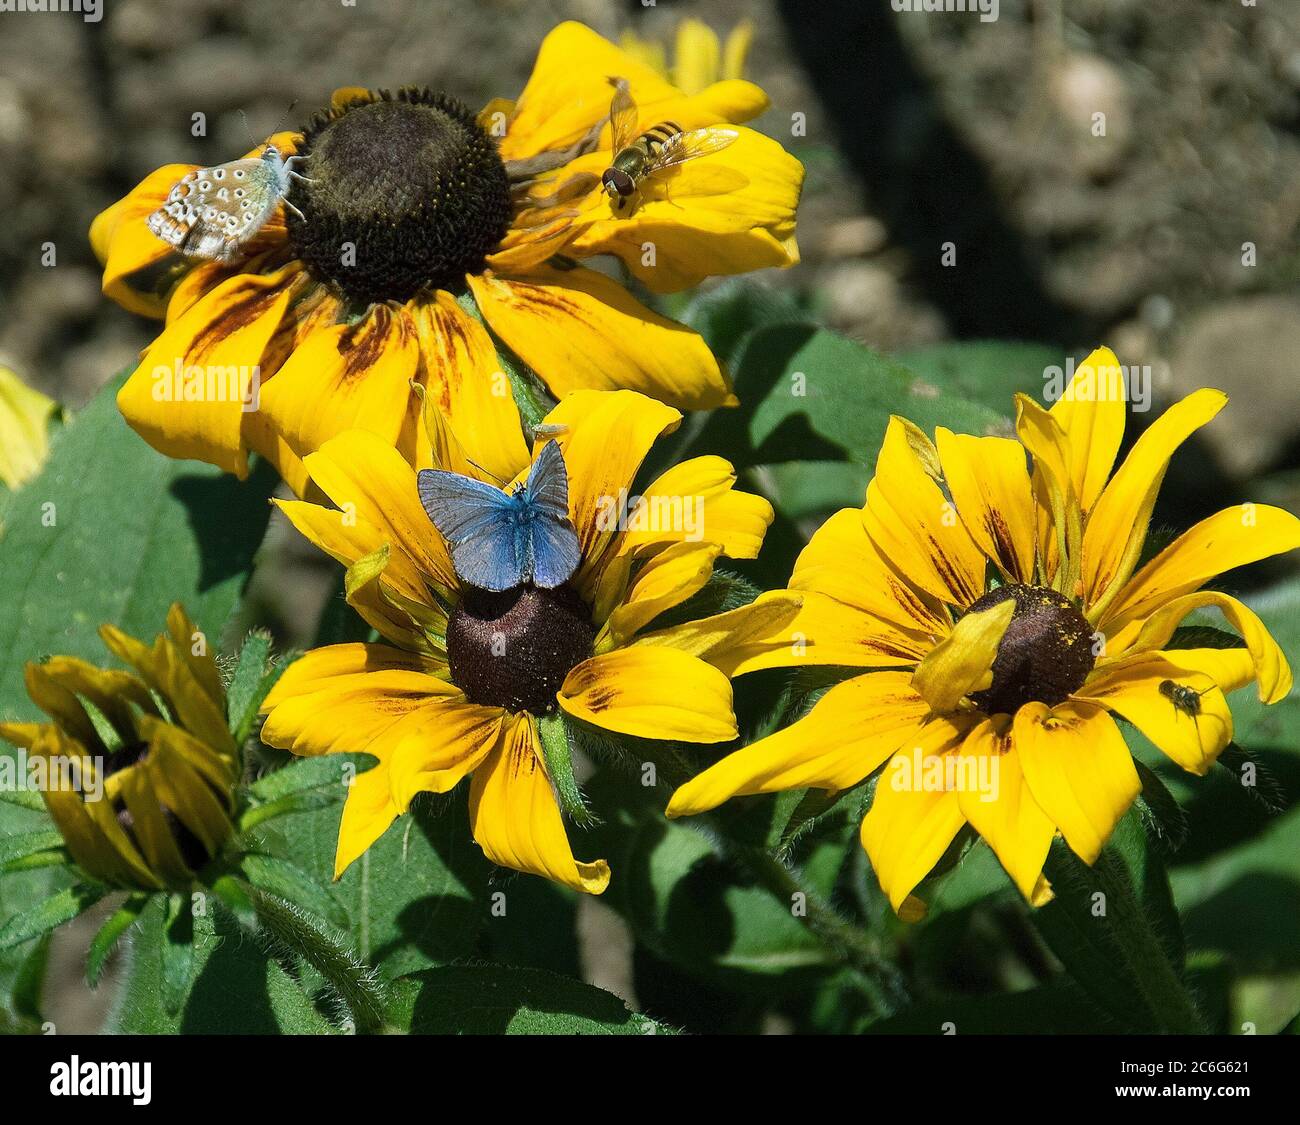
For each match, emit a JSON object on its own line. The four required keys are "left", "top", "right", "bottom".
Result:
{"left": 417, "top": 440, "right": 581, "bottom": 592}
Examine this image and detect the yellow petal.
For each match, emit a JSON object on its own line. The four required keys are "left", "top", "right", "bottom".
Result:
{"left": 1049, "top": 346, "right": 1128, "bottom": 513}
{"left": 911, "top": 599, "right": 1015, "bottom": 713}
{"left": 1015, "top": 393, "right": 1081, "bottom": 592}
{"left": 1083, "top": 388, "right": 1227, "bottom": 617}
{"left": 1122, "top": 590, "right": 1292, "bottom": 704}
{"left": 334, "top": 756, "right": 399, "bottom": 879}
{"left": 1013, "top": 701, "right": 1139, "bottom": 864}
{"left": 469, "top": 266, "right": 734, "bottom": 410}
{"left": 387, "top": 700, "right": 503, "bottom": 812}
{"left": 412, "top": 294, "right": 531, "bottom": 484}
{"left": 0, "top": 366, "right": 57, "bottom": 490}
{"left": 666, "top": 670, "right": 936, "bottom": 816}
{"left": 935, "top": 428, "right": 1037, "bottom": 584}
{"left": 305, "top": 429, "right": 457, "bottom": 590}
{"left": 117, "top": 264, "right": 302, "bottom": 477}
{"left": 722, "top": 21, "right": 755, "bottom": 82}
{"left": 862, "top": 418, "right": 986, "bottom": 606}
{"left": 90, "top": 163, "right": 196, "bottom": 319}
{"left": 956, "top": 718, "right": 1056, "bottom": 902}
{"left": 603, "top": 541, "right": 720, "bottom": 645}
{"left": 559, "top": 646, "right": 737, "bottom": 743}
{"left": 632, "top": 590, "right": 818, "bottom": 676}
{"left": 790, "top": 508, "right": 950, "bottom": 639}
{"left": 1078, "top": 655, "right": 1231, "bottom": 775}
{"left": 673, "top": 18, "right": 721, "bottom": 95}
{"left": 1099, "top": 504, "right": 1300, "bottom": 630}
{"left": 860, "top": 722, "right": 971, "bottom": 912}
{"left": 617, "top": 455, "right": 773, "bottom": 561}
{"left": 257, "top": 305, "right": 421, "bottom": 468}
{"left": 468, "top": 714, "right": 610, "bottom": 894}
{"left": 1157, "top": 647, "right": 1257, "bottom": 695}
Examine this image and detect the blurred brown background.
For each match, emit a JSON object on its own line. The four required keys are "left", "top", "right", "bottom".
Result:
{"left": 1, "top": 0, "right": 1297, "bottom": 1030}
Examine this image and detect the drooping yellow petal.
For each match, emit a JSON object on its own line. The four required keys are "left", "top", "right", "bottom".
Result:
{"left": 1119, "top": 590, "right": 1292, "bottom": 704}
{"left": 602, "top": 541, "right": 720, "bottom": 646}
{"left": 0, "top": 367, "right": 57, "bottom": 490}
{"left": 468, "top": 266, "right": 734, "bottom": 410}
{"left": 860, "top": 723, "right": 971, "bottom": 912}
{"left": 387, "top": 700, "right": 503, "bottom": 812}
{"left": 1156, "top": 647, "right": 1257, "bottom": 695}
{"left": 673, "top": 18, "right": 721, "bottom": 94}
{"left": 1099, "top": 504, "right": 1300, "bottom": 630}
{"left": 862, "top": 418, "right": 986, "bottom": 607}
{"left": 956, "top": 717, "right": 1057, "bottom": 903}
{"left": 617, "top": 455, "right": 774, "bottom": 561}
{"left": 1014, "top": 701, "right": 1139, "bottom": 864}
{"left": 911, "top": 599, "right": 1015, "bottom": 713}
{"left": 1048, "top": 346, "right": 1128, "bottom": 513}
{"left": 304, "top": 429, "right": 457, "bottom": 590}
{"left": 117, "top": 263, "right": 302, "bottom": 477}
{"left": 1078, "top": 655, "right": 1230, "bottom": 775}
{"left": 1083, "top": 389, "right": 1227, "bottom": 618}
{"left": 935, "top": 428, "right": 1037, "bottom": 584}
{"left": 334, "top": 757, "right": 400, "bottom": 879}
{"left": 468, "top": 714, "right": 610, "bottom": 894}
{"left": 559, "top": 646, "right": 737, "bottom": 743}
{"left": 412, "top": 294, "right": 531, "bottom": 484}
{"left": 722, "top": 20, "right": 755, "bottom": 81}
{"left": 257, "top": 304, "right": 422, "bottom": 469}
{"left": 667, "top": 671, "right": 939, "bottom": 816}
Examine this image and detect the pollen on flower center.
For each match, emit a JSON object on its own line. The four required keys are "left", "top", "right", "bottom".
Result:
{"left": 447, "top": 584, "right": 596, "bottom": 715}
{"left": 288, "top": 89, "right": 513, "bottom": 305}
{"left": 965, "top": 584, "right": 1096, "bottom": 716}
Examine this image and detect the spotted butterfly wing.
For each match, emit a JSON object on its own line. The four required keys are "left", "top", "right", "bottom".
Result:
{"left": 417, "top": 441, "right": 580, "bottom": 592}
{"left": 147, "top": 146, "right": 292, "bottom": 263}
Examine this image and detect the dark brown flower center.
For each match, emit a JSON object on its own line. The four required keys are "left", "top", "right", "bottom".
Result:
{"left": 965, "top": 584, "right": 1096, "bottom": 715}
{"left": 102, "top": 742, "right": 213, "bottom": 874}
{"left": 288, "top": 89, "right": 512, "bottom": 305}
{"left": 447, "top": 584, "right": 596, "bottom": 714}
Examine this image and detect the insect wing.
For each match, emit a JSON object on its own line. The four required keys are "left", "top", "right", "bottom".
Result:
{"left": 417, "top": 469, "right": 527, "bottom": 592}
{"left": 146, "top": 153, "right": 284, "bottom": 263}
{"left": 519, "top": 441, "right": 580, "bottom": 589}
{"left": 607, "top": 77, "right": 640, "bottom": 153}
{"left": 644, "top": 127, "right": 740, "bottom": 175}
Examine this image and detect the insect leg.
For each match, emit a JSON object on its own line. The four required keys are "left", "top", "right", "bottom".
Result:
{"left": 283, "top": 198, "right": 306, "bottom": 221}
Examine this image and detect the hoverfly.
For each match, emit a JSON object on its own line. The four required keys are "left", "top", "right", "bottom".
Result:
{"left": 600, "top": 77, "right": 739, "bottom": 212}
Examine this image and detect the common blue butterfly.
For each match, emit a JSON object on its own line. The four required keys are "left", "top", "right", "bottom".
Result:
{"left": 417, "top": 440, "right": 581, "bottom": 593}
{"left": 147, "top": 144, "right": 310, "bottom": 263}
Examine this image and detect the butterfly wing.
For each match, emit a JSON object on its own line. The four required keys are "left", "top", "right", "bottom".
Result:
{"left": 147, "top": 153, "right": 284, "bottom": 263}
{"left": 417, "top": 470, "right": 527, "bottom": 592}
{"left": 518, "top": 441, "right": 581, "bottom": 589}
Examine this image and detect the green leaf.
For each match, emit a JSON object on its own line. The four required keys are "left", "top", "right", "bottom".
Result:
{"left": 0, "top": 369, "right": 277, "bottom": 722}
{"left": 240, "top": 853, "right": 349, "bottom": 929}
{"left": 0, "top": 829, "right": 64, "bottom": 867}
{"left": 387, "top": 964, "right": 672, "bottom": 1034}
{"left": 0, "top": 883, "right": 106, "bottom": 951}
{"left": 161, "top": 892, "right": 195, "bottom": 1015}
{"left": 865, "top": 981, "right": 1119, "bottom": 1035}
{"left": 248, "top": 751, "right": 374, "bottom": 802}
{"left": 892, "top": 340, "right": 1065, "bottom": 415}
{"left": 86, "top": 893, "right": 150, "bottom": 987}
{"left": 1032, "top": 811, "right": 1203, "bottom": 1033}
{"left": 226, "top": 630, "right": 274, "bottom": 744}
{"left": 108, "top": 895, "right": 335, "bottom": 1034}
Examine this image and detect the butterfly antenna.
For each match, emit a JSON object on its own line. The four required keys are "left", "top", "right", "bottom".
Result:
{"left": 465, "top": 457, "right": 508, "bottom": 487}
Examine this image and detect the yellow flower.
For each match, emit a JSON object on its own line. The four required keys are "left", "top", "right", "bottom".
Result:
{"left": 90, "top": 22, "right": 803, "bottom": 497}
{"left": 667, "top": 347, "right": 1300, "bottom": 913}
{"left": 621, "top": 18, "right": 755, "bottom": 96}
{"left": 259, "top": 389, "right": 797, "bottom": 893}
{"left": 0, "top": 606, "right": 239, "bottom": 891}
{"left": 0, "top": 365, "right": 57, "bottom": 490}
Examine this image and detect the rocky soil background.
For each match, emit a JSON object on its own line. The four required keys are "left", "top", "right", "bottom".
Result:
{"left": 1, "top": 0, "right": 1297, "bottom": 1030}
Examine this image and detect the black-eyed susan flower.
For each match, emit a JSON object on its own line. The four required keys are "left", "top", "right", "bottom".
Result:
{"left": 259, "top": 388, "right": 797, "bottom": 893}
{"left": 90, "top": 22, "right": 803, "bottom": 497}
{"left": 621, "top": 17, "right": 755, "bottom": 97}
{"left": 666, "top": 347, "right": 1300, "bottom": 913}
{"left": 0, "top": 605, "right": 238, "bottom": 892}
{"left": 0, "top": 365, "right": 57, "bottom": 491}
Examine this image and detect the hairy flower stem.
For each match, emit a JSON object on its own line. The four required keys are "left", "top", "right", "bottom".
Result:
{"left": 236, "top": 879, "right": 390, "bottom": 1034}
